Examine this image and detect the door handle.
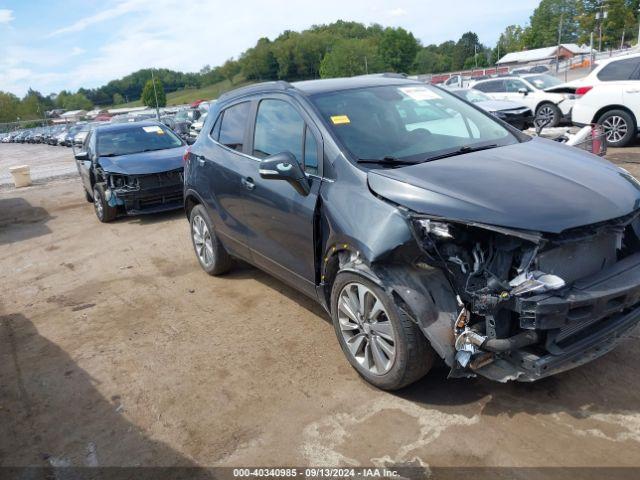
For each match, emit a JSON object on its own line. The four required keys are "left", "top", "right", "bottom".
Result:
{"left": 195, "top": 154, "right": 205, "bottom": 165}
{"left": 241, "top": 177, "right": 255, "bottom": 191}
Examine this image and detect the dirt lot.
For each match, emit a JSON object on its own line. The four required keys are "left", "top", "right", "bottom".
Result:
{"left": 1, "top": 143, "right": 640, "bottom": 470}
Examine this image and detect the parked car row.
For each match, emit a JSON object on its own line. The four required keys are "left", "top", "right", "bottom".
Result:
{"left": 444, "top": 52, "right": 640, "bottom": 147}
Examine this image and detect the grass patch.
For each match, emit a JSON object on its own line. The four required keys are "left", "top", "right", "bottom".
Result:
{"left": 110, "top": 75, "right": 252, "bottom": 109}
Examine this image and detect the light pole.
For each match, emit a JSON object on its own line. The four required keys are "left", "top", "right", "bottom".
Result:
{"left": 151, "top": 69, "right": 161, "bottom": 121}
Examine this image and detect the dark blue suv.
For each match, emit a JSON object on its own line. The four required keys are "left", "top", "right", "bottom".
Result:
{"left": 184, "top": 76, "right": 640, "bottom": 390}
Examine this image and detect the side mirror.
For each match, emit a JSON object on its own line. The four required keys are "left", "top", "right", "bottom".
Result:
{"left": 259, "top": 151, "right": 310, "bottom": 196}
{"left": 518, "top": 88, "right": 529, "bottom": 96}
{"left": 185, "top": 136, "right": 196, "bottom": 145}
{"left": 74, "top": 151, "right": 89, "bottom": 160}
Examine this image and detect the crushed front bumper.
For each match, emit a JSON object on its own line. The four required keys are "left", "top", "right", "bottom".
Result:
{"left": 109, "top": 169, "right": 184, "bottom": 215}
{"left": 476, "top": 253, "right": 640, "bottom": 382}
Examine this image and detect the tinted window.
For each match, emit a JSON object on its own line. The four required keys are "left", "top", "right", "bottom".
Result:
{"left": 474, "top": 80, "right": 504, "bottom": 93}
{"left": 504, "top": 78, "right": 528, "bottom": 92}
{"left": 253, "top": 99, "right": 304, "bottom": 161}
{"left": 219, "top": 102, "right": 250, "bottom": 151}
{"left": 597, "top": 57, "right": 640, "bottom": 81}
{"left": 304, "top": 126, "right": 318, "bottom": 174}
{"left": 97, "top": 124, "right": 183, "bottom": 156}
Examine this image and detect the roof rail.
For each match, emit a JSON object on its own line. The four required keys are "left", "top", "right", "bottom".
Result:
{"left": 218, "top": 81, "right": 293, "bottom": 101}
{"left": 355, "top": 72, "right": 408, "bottom": 79}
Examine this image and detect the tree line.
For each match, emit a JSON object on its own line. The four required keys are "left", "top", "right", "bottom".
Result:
{"left": 2, "top": 0, "right": 640, "bottom": 124}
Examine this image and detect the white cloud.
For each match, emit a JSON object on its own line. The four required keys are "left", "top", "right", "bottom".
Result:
{"left": 0, "top": 9, "right": 14, "bottom": 24}
{"left": 388, "top": 8, "right": 407, "bottom": 17}
{"left": 1, "top": 0, "right": 541, "bottom": 96}
{"left": 49, "top": 0, "right": 150, "bottom": 36}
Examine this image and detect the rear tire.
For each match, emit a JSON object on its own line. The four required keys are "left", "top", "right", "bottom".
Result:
{"left": 93, "top": 183, "right": 117, "bottom": 223}
{"left": 330, "top": 272, "right": 434, "bottom": 390}
{"left": 535, "top": 102, "right": 562, "bottom": 127}
{"left": 189, "top": 204, "right": 233, "bottom": 275}
{"left": 598, "top": 109, "right": 636, "bottom": 148}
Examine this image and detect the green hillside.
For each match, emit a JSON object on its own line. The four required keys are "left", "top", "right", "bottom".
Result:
{"left": 113, "top": 77, "right": 253, "bottom": 108}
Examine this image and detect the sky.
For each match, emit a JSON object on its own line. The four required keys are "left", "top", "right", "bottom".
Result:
{"left": 0, "top": 0, "right": 540, "bottom": 97}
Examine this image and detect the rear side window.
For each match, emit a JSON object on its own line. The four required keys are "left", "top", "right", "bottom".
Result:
{"left": 218, "top": 102, "right": 250, "bottom": 151}
{"left": 597, "top": 57, "right": 640, "bottom": 81}
{"left": 474, "top": 80, "right": 504, "bottom": 93}
{"left": 253, "top": 99, "right": 304, "bottom": 161}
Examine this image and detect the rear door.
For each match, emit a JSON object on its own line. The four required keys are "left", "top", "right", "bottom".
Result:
{"left": 239, "top": 96, "right": 322, "bottom": 295}
{"left": 197, "top": 101, "right": 255, "bottom": 259}
{"left": 474, "top": 79, "right": 506, "bottom": 101}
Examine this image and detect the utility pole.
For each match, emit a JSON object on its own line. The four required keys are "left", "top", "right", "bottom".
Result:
{"left": 590, "top": 31, "right": 595, "bottom": 71}
{"left": 637, "top": 7, "right": 640, "bottom": 46}
{"left": 556, "top": 13, "right": 563, "bottom": 73}
{"left": 150, "top": 69, "right": 160, "bottom": 121}
{"left": 364, "top": 56, "right": 368, "bottom": 74}
{"left": 474, "top": 43, "right": 478, "bottom": 68}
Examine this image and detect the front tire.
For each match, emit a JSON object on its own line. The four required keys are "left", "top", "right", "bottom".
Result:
{"left": 330, "top": 273, "right": 434, "bottom": 390}
{"left": 93, "top": 183, "right": 117, "bottom": 223}
{"left": 535, "top": 102, "right": 562, "bottom": 127}
{"left": 598, "top": 109, "right": 636, "bottom": 147}
{"left": 189, "top": 204, "right": 233, "bottom": 275}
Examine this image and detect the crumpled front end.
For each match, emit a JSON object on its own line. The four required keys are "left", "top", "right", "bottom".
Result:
{"left": 103, "top": 168, "right": 184, "bottom": 215}
{"left": 408, "top": 209, "right": 640, "bottom": 382}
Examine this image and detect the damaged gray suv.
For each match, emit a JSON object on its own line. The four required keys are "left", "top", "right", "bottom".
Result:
{"left": 184, "top": 76, "right": 640, "bottom": 390}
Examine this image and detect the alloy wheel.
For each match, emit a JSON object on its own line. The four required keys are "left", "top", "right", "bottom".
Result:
{"left": 602, "top": 116, "right": 628, "bottom": 144}
{"left": 192, "top": 214, "right": 214, "bottom": 267}
{"left": 337, "top": 282, "right": 396, "bottom": 375}
{"left": 94, "top": 191, "right": 104, "bottom": 220}
{"left": 536, "top": 105, "right": 556, "bottom": 124}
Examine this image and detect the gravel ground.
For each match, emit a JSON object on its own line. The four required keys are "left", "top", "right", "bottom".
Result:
{"left": 0, "top": 143, "right": 77, "bottom": 187}
{"left": 1, "top": 143, "right": 640, "bottom": 471}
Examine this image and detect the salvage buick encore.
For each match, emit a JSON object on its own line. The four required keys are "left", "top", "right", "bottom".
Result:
{"left": 183, "top": 76, "right": 640, "bottom": 390}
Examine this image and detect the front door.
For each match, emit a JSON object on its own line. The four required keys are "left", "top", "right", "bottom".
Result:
{"left": 240, "top": 97, "right": 322, "bottom": 296}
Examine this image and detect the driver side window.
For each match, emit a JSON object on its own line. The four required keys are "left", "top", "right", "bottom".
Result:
{"left": 253, "top": 99, "right": 320, "bottom": 175}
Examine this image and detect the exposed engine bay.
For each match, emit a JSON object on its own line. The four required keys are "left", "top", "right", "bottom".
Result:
{"left": 409, "top": 210, "right": 640, "bottom": 381}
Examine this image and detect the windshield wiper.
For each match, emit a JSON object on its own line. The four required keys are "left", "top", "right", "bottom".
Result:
{"left": 422, "top": 144, "right": 499, "bottom": 163}
{"left": 100, "top": 153, "right": 122, "bottom": 157}
{"left": 357, "top": 156, "right": 418, "bottom": 167}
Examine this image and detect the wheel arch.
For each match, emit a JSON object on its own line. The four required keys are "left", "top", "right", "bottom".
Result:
{"left": 592, "top": 104, "right": 637, "bottom": 128}
{"left": 184, "top": 189, "right": 204, "bottom": 219}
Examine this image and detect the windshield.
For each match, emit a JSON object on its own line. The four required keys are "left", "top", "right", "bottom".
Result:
{"left": 311, "top": 84, "right": 518, "bottom": 162}
{"left": 459, "top": 89, "right": 491, "bottom": 103}
{"left": 525, "top": 74, "right": 562, "bottom": 89}
{"left": 97, "top": 124, "right": 184, "bottom": 156}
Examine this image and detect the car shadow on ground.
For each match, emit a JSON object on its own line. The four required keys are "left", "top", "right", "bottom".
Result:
{"left": 221, "top": 260, "right": 330, "bottom": 321}
{"left": 0, "top": 312, "right": 212, "bottom": 473}
{"left": 0, "top": 198, "right": 53, "bottom": 245}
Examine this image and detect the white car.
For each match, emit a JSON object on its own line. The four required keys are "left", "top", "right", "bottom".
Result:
{"left": 189, "top": 112, "right": 207, "bottom": 138}
{"left": 562, "top": 53, "right": 640, "bottom": 95}
{"left": 471, "top": 74, "right": 576, "bottom": 127}
{"left": 572, "top": 82, "right": 640, "bottom": 147}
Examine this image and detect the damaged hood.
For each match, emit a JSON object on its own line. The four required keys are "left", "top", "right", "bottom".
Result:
{"left": 367, "top": 137, "right": 640, "bottom": 233}
{"left": 98, "top": 146, "right": 185, "bottom": 175}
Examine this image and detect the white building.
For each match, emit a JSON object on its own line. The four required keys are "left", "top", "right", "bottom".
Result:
{"left": 497, "top": 44, "right": 592, "bottom": 66}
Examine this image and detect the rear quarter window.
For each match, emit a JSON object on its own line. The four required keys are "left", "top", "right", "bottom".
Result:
{"left": 218, "top": 102, "right": 250, "bottom": 151}
{"left": 597, "top": 57, "right": 640, "bottom": 81}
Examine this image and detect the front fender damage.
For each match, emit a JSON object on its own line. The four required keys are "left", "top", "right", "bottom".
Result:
{"left": 335, "top": 249, "right": 459, "bottom": 369}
